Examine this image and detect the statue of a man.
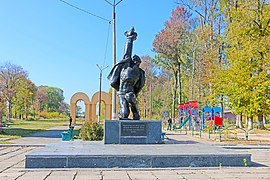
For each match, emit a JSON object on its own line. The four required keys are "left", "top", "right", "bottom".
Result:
{"left": 107, "top": 27, "right": 145, "bottom": 120}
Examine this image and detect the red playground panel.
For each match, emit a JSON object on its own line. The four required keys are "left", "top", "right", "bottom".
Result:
{"left": 179, "top": 103, "right": 184, "bottom": 110}
{"left": 214, "top": 116, "right": 223, "bottom": 126}
{"left": 189, "top": 101, "right": 198, "bottom": 108}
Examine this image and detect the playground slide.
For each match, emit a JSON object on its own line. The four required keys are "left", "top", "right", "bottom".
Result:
{"left": 177, "top": 116, "right": 190, "bottom": 129}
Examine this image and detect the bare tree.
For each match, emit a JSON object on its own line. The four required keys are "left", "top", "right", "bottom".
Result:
{"left": 0, "top": 62, "right": 28, "bottom": 121}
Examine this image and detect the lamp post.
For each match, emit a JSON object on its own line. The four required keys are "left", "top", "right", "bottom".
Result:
{"left": 105, "top": 0, "right": 125, "bottom": 120}
{"left": 96, "top": 64, "right": 109, "bottom": 124}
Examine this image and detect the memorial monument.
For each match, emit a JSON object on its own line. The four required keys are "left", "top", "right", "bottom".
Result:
{"left": 105, "top": 27, "right": 162, "bottom": 144}
{"left": 24, "top": 29, "right": 252, "bottom": 169}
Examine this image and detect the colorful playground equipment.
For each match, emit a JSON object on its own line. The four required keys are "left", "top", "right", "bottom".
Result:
{"left": 174, "top": 101, "right": 200, "bottom": 131}
{"left": 201, "top": 106, "right": 223, "bottom": 130}
{"left": 174, "top": 101, "right": 223, "bottom": 132}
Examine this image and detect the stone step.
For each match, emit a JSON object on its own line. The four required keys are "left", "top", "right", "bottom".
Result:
{"left": 26, "top": 153, "right": 251, "bottom": 168}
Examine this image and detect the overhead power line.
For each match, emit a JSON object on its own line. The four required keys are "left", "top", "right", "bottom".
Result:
{"left": 103, "top": 23, "right": 111, "bottom": 67}
{"left": 59, "top": 0, "right": 112, "bottom": 68}
{"left": 59, "top": 0, "right": 111, "bottom": 22}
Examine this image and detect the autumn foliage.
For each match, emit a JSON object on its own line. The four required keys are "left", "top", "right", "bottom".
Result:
{"left": 150, "top": 1, "right": 269, "bottom": 129}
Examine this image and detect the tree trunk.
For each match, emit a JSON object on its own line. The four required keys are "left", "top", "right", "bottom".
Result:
{"left": 197, "top": 67, "right": 201, "bottom": 106}
{"left": 177, "top": 63, "right": 181, "bottom": 104}
{"left": 191, "top": 50, "right": 195, "bottom": 100}
{"left": 143, "top": 97, "right": 146, "bottom": 119}
{"left": 33, "top": 107, "right": 36, "bottom": 119}
{"left": 173, "top": 71, "right": 178, "bottom": 119}
{"left": 7, "top": 101, "right": 12, "bottom": 122}
{"left": 0, "top": 112, "right": 2, "bottom": 133}
{"left": 257, "top": 114, "right": 265, "bottom": 129}
{"left": 247, "top": 116, "right": 253, "bottom": 130}
{"left": 235, "top": 114, "right": 243, "bottom": 128}
{"left": 26, "top": 105, "right": 29, "bottom": 120}
{"left": 220, "top": 95, "right": 224, "bottom": 125}
{"left": 150, "top": 82, "right": 152, "bottom": 118}
{"left": 172, "top": 87, "right": 176, "bottom": 119}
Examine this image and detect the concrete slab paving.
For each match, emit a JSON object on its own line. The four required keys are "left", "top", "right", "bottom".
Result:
{"left": 182, "top": 173, "right": 215, "bottom": 179}
{"left": 0, "top": 147, "right": 8, "bottom": 152}
{"left": 12, "top": 161, "right": 25, "bottom": 168}
{"left": 16, "top": 171, "right": 51, "bottom": 180}
{"left": 75, "top": 175, "right": 102, "bottom": 180}
{"left": 127, "top": 170, "right": 157, "bottom": 179}
{"left": 75, "top": 171, "right": 102, "bottom": 180}
{"left": 0, "top": 147, "right": 22, "bottom": 156}
{"left": 0, "top": 171, "right": 26, "bottom": 180}
{"left": 200, "top": 170, "right": 270, "bottom": 179}
{"left": 103, "top": 171, "right": 129, "bottom": 180}
{"left": 151, "top": 170, "right": 183, "bottom": 179}
{"left": 45, "top": 171, "right": 77, "bottom": 180}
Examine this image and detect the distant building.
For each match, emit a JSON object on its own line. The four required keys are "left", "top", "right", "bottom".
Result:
{"left": 224, "top": 110, "right": 236, "bottom": 121}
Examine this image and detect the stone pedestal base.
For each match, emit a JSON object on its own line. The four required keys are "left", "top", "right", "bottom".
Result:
{"left": 104, "top": 120, "right": 162, "bottom": 144}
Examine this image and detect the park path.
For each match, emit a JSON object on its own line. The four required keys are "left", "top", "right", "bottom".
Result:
{"left": 9, "top": 126, "right": 69, "bottom": 145}
{"left": 0, "top": 127, "right": 269, "bottom": 179}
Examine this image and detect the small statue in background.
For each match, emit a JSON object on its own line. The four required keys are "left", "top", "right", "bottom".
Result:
{"left": 107, "top": 27, "right": 145, "bottom": 120}
{"left": 69, "top": 116, "right": 72, "bottom": 127}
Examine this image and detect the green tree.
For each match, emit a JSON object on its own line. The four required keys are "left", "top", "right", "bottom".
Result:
{"left": 223, "top": 0, "right": 270, "bottom": 129}
{"left": 47, "top": 87, "right": 65, "bottom": 112}
{"left": 13, "top": 78, "right": 36, "bottom": 119}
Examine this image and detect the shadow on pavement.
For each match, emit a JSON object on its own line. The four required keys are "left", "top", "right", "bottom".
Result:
{"left": 164, "top": 138, "right": 198, "bottom": 144}
{"left": 28, "top": 130, "right": 64, "bottom": 138}
{"left": 222, "top": 146, "right": 270, "bottom": 150}
{"left": 250, "top": 161, "right": 268, "bottom": 167}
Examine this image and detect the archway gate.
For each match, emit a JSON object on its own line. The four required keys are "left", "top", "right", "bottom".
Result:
{"left": 70, "top": 92, "right": 112, "bottom": 124}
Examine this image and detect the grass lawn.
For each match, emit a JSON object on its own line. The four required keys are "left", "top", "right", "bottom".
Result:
{"left": 0, "top": 119, "right": 84, "bottom": 144}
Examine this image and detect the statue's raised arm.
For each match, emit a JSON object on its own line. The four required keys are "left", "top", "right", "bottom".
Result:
{"left": 123, "top": 27, "right": 137, "bottom": 60}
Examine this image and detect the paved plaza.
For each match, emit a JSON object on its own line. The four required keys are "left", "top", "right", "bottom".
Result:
{"left": 0, "top": 127, "right": 270, "bottom": 179}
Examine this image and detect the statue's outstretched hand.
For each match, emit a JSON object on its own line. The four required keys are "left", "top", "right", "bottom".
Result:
{"left": 124, "top": 27, "right": 137, "bottom": 41}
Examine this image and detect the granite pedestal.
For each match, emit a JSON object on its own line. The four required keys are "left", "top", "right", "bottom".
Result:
{"left": 104, "top": 120, "right": 162, "bottom": 144}
{"left": 25, "top": 140, "right": 252, "bottom": 168}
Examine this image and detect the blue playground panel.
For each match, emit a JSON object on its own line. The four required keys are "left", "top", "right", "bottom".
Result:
{"left": 212, "top": 106, "right": 222, "bottom": 114}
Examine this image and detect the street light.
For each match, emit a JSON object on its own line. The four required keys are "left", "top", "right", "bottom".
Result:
{"left": 105, "top": 0, "right": 125, "bottom": 120}
{"left": 96, "top": 64, "right": 109, "bottom": 124}
{"left": 60, "top": 0, "right": 125, "bottom": 120}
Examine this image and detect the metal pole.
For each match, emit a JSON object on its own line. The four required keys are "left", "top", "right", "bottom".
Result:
{"left": 98, "top": 70, "right": 102, "bottom": 124}
{"left": 111, "top": 3, "right": 117, "bottom": 120}
{"left": 97, "top": 64, "right": 108, "bottom": 124}
{"left": 105, "top": 0, "right": 125, "bottom": 120}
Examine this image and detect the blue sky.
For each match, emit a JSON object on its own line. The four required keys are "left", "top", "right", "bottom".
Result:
{"left": 0, "top": 0, "right": 177, "bottom": 107}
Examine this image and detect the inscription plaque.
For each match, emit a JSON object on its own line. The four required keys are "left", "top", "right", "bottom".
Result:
{"left": 121, "top": 122, "right": 147, "bottom": 136}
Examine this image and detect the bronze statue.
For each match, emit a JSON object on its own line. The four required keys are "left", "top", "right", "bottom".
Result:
{"left": 107, "top": 27, "right": 145, "bottom": 120}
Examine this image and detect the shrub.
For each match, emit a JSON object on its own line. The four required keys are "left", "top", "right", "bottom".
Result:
{"left": 38, "top": 111, "right": 68, "bottom": 119}
{"left": 79, "top": 122, "right": 103, "bottom": 141}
